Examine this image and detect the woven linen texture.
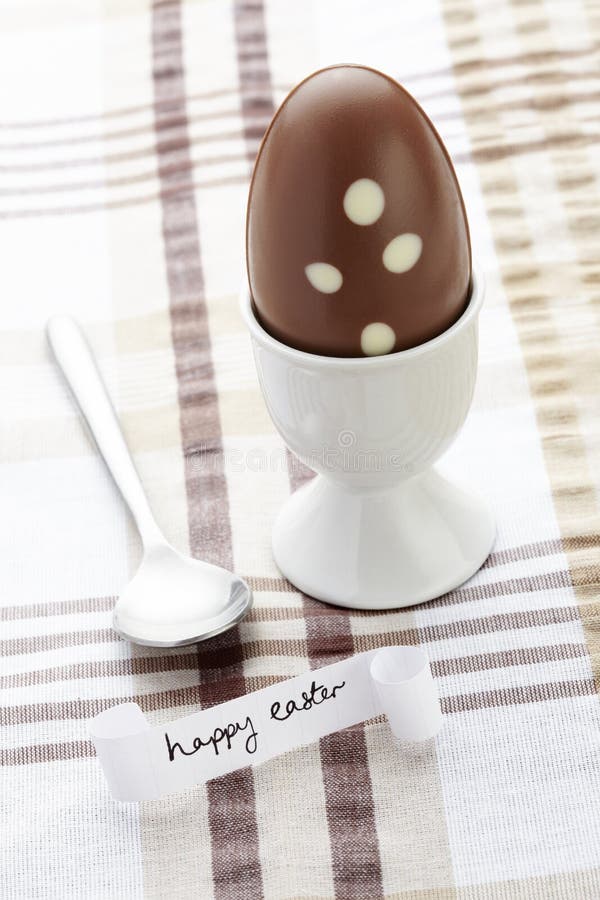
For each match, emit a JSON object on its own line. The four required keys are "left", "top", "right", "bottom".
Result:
{"left": 1, "top": 0, "right": 600, "bottom": 897}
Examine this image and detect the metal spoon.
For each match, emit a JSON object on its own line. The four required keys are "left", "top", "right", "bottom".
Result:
{"left": 46, "top": 315, "right": 252, "bottom": 647}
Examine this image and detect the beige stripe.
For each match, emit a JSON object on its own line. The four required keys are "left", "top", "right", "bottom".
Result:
{"left": 0, "top": 597, "right": 301, "bottom": 625}
{"left": 0, "top": 308, "right": 230, "bottom": 368}
{"left": 218, "top": 388, "right": 279, "bottom": 437}
{"left": 0, "top": 310, "right": 175, "bottom": 366}
{"left": 0, "top": 404, "right": 194, "bottom": 463}
{"left": 356, "top": 597, "right": 453, "bottom": 896}
{"left": 434, "top": 87, "right": 600, "bottom": 128}
{"left": 504, "top": 0, "right": 600, "bottom": 685}
{"left": 455, "top": 866, "right": 600, "bottom": 899}
{"left": 442, "top": 0, "right": 600, "bottom": 695}
{"left": 366, "top": 719, "right": 456, "bottom": 896}
{"left": 420, "top": 57, "right": 598, "bottom": 102}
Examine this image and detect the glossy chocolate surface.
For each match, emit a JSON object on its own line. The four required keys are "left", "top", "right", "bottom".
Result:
{"left": 246, "top": 65, "right": 472, "bottom": 357}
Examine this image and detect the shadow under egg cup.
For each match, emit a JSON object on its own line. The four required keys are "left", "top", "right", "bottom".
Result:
{"left": 241, "top": 268, "right": 495, "bottom": 609}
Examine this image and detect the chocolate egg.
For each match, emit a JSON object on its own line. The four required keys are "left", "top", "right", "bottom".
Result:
{"left": 246, "top": 65, "right": 472, "bottom": 357}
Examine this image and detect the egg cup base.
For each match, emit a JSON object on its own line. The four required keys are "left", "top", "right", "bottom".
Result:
{"left": 271, "top": 467, "right": 495, "bottom": 609}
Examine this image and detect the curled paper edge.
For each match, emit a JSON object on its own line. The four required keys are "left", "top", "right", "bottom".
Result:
{"left": 90, "top": 645, "right": 442, "bottom": 801}
{"left": 370, "top": 646, "right": 443, "bottom": 743}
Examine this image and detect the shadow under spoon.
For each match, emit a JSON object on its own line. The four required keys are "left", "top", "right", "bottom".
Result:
{"left": 46, "top": 315, "right": 252, "bottom": 647}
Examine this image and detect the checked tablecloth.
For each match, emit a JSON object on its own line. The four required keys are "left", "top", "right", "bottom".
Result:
{"left": 2, "top": 0, "right": 600, "bottom": 898}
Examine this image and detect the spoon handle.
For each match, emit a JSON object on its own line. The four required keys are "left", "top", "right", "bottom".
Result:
{"left": 46, "top": 315, "right": 165, "bottom": 549}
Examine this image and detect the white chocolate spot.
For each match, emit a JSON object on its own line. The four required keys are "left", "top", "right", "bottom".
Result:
{"left": 382, "top": 233, "right": 423, "bottom": 273}
{"left": 343, "top": 179, "right": 385, "bottom": 225}
{"left": 361, "top": 322, "right": 396, "bottom": 356}
{"left": 305, "top": 262, "right": 343, "bottom": 294}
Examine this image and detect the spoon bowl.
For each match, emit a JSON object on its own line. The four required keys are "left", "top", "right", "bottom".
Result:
{"left": 47, "top": 315, "right": 253, "bottom": 647}
{"left": 114, "top": 545, "right": 252, "bottom": 646}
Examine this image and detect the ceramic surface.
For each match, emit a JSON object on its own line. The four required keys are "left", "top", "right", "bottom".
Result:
{"left": 241, "top": 269, "right": 495, "bottom": 608}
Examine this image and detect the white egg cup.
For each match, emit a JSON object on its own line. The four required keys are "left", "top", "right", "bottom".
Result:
{"left": 241, "top": 268, "right": 495, "bottom": 609}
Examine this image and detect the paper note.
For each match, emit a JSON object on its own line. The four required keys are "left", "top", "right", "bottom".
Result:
{"left": 90, "top": 645, "right": 442, "bottom": 801}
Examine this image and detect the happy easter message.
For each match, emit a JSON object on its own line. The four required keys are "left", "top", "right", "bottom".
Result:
{"left": 164, "top": 679, "right": 346, "bottom": 764}
{"left": 90, "top": 646, "right": 442, "bottom": 802}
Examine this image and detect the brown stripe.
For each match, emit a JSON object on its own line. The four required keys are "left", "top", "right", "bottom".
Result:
{"left": 254, "top": 20, "right": 383, "bottom": 900}
{"left": 0, "top": 127, "right": 252, "bottom": 173}
{"left": 266, "top": 573, "right": 594, "bottom": 602}
{"left": 5, "top": 129, "right": 600, "bottom": 221}
{"left": 239, "top": 0, "right": 381, "bottom": 890}
{"left": 431, "top": 641, "right": 588, "bottom": 678}
{"left": 3, "top": 673, "right": 596, "bottom": 768}
{"left": 3, "top": 48, "right": 597, "bottom": 175}
{"left": 3, "top": 676, "right": 271, "bottom": 726}
{"left": 199, "top": 6, "right": 280, "bottom": 895}
{"left": 234, "top": 0, "right": 274, "bottom": 169}
{"left": 0, "top": 38, "right": 594, "bottom": 137}
{"left": 482, "top": 536, "right": 600, "bottom": 569}
{"left": 2, "top": 639, "right": 587, "bottom": 692}
{"left": 3, "top": 636, "right": 589, "bottom": 728}
{"left": 2, "top": 89, "right": 598, "bottom": 197}
{"left": 0, "top": 148, "right": 260, "bottom": 196}
{"left": 0, "top": 106, "right": 271, "bottom": 151}
{"left": 420, "top": 568, "right": 575, "bottom": 608}
{"left": 1, "top": 593, "right": 583, "bottom": 657}
{"left": 351, "top": 604, "right": 581, "bottom": 652}
{"left": 12, "top": 669, "right": 594, "bottom": 726}
{"left": 0, "top": 651, "right": 198, "bottom": 690}
{"left": 1, "top": 740, "right": 94, "bottom": 766}
{"left": 0, "top": 84, "right": 283, "bottom": 130}
{"left": 150, "top": 1, "right": 262, "bottom": 896}
{"left": 484, "top": 539, "right": 563, "bottom": 567}
{"left": 301, "top": 561, "right": 383, "bottom": 897}
{"left": 198, "top": 639, "right": 263, "bottom": 899}
{"left": 0, "top": 173, "right": 249, "bottom": 220}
